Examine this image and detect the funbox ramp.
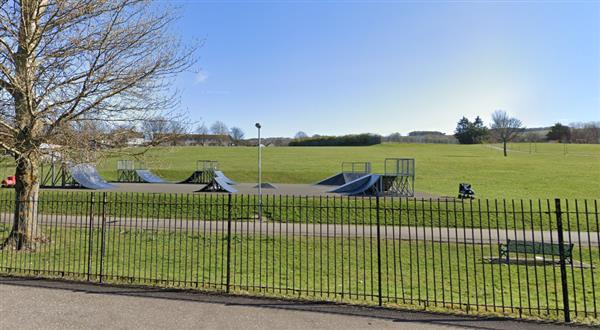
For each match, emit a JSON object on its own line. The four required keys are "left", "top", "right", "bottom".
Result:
{"left": 196, "top": 176, "right": 237, "bottom": 193}
{"left": 316, "top": 172, "right": 369, "bottom": 186}
{"left": 214, "top": 171, "right": 237, "bottom": 185}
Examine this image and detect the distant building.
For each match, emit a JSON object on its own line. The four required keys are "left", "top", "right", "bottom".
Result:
{"left": 156, "top": 134, "right": 234, "bottom": 146}
{"left": 245, "top": 137, "right": 292, "bottom": 147}
{"left": 127, "top": 137, "right": 147, "bottom": 146}
{"left": 108, "top": 129, "right": 146, "bottom": 147}
{"left": 40, "top": 143, "right": 63, "bottom": 162}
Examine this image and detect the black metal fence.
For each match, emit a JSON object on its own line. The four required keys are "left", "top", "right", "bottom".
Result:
{"left": 0, "top": 191, "right": 598, "bottom": 324}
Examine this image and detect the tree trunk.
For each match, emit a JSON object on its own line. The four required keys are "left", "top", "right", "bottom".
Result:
{"left": 503, "top": 141, "right": 508, "bottom": 157}
{"left": 1, "top": 157, "right": 43, "bottom": 250}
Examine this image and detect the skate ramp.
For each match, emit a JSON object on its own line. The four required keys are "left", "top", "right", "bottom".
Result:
{"left": 179, "top": 171, "right": 205, "bottom": 184}
{"left": 329, "top": 174, "right": 381, "bottom": 196}
{"left": 70, "top": 164, "right": 115, "bottom": 190}
{"left": 135, "top": 170, "right": 166, "bottom": 183}
{"left": 196, "top": 176, "right": 237, "bottom": 193}
{"left": 316, "top": 172, "right": 369, "bottom": 186}
{"left": 214, "top": 171, "right": 237, "bottom": 185}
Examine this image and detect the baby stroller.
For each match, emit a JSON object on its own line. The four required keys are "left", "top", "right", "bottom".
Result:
{"left": 458, "top": 183, "right": 475, "bottom": 199}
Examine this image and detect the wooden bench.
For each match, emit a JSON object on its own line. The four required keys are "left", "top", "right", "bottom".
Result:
{"left": 499, "top": 239, "right": 574, "bottom": 264}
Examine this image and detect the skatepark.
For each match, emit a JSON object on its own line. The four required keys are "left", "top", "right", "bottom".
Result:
{"left": 37, "top": 158, "right": 428, "bottom": 197}
{"left": 6, "top": 156, "right": 599, "bottom": 325}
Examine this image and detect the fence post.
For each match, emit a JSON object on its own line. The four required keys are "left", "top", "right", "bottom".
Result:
{"left": 14, "top": 195, "right": 20, "bottom": 251}
{"left": 226, "top": 193, "right": 233, "bottom": 293}
{"left": 99, "top": 192, "right": 107, "bottom": 284}
{"left": 555, "top": 198, "right": 571, "bottom": 323}
{"left": 87, "top": 193, "right": 95, "bottom": 282}
{"left": 376, "top": 195, "right": 383, "bottom": 307}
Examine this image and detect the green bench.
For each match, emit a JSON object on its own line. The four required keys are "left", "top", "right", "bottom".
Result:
{"left": 499, "top": 239, "right": 574, "bottom": 264}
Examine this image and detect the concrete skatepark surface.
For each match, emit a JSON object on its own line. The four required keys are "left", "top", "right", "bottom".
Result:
{"left": 53, "top": 164, "right": 431, "bottom": 198}
{"left": 40, "top": 182, "right": 442, "bottom": 198}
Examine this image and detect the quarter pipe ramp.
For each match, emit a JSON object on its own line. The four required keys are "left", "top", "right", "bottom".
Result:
{"left": 70, "top": 164, "right": 115, "bottom": 190}
{"left": 135, "top": 170, "right": 166, "bottom": 183}
{"left": 329, "top": 174, "right": 381, "bottom": 196}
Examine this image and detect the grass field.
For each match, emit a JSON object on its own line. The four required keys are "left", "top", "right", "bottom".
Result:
{"left": 1, "top": 224, "right": 598, "bottom": 323}
{"left": 86, "top": 143, "right": 600, "bottom": 199}
{"left": 1, "top": 143, "right": 597, "bottom": 324}
{"left": 0, "top": 190, "right": 595, "bottom": 230}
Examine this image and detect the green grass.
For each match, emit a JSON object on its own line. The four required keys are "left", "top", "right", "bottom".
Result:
{"left": 1, "top": 223, "right": 598, "bottom": 324}
{"left": 1, "top": 143, "right": 598, "bottom": 323}
{"left": 0, "top": 142, "right": 597, "bottom": 199}
{"left": 0, "top": 190, "right": 596, "bottom": 230}
{"left": 89, "top": 143, "right": 600, "bottom": 199}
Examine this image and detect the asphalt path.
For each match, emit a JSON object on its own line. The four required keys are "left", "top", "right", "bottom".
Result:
{"left": 0, "top": 277, "right": 583, "bottom": 330}
{"left": 1, "top": 214, "right": 598, "bottom": 245}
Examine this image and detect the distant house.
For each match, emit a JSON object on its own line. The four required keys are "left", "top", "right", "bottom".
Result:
{"left": 40, "top": 143, "right": 63, "bottom": 161}
{"left": 245, "top": 137, "right": 292, "bottom": 147}
{"left": 40, "top": 143, "right": 62, "bottom": 150}
{"left": 127, "top": 137, "right": 147, "bottom": 146}
{"left": 156, "top": 134, "right": 233, "bottom": 146}
{"left": 107, "top": 129, "right": 147, "bottom": 147}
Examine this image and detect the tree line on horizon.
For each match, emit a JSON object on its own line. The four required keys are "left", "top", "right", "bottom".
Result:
{"left": 194, "top": 120, "right": 245, "bottom": 141}
{"left": 453, "top": 113, "right": 600, "bottom": 146}
{"left": 123, "top": 114, "right": 599, "bottom": 151}
{"left": 287, "top": 110, "right": 599, "bottom": 156}
{"left": 289, "top": 133, "right": 382, "bottom": 146}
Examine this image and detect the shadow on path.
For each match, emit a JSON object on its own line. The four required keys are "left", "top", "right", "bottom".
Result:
{"left": 0, "top": 276, "right": 585, "bottom": 330}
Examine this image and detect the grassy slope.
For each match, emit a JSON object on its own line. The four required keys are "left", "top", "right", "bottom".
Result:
{"left": 96, "top": 143, "right": 600, "bottom": 199}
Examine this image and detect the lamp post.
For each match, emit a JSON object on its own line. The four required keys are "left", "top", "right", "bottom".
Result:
{"left": 255, "top": 123, "right": 262, "bottom": 221}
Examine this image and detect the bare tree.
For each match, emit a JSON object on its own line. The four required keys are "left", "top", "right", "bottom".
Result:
{"left": 386, "top": 132, "right": 402, "bottom": 142}
{"left": 294, "top": 131, "right": 308, "bottom": 139}
{"left": 142, "top": 116, "right": 187, "bottom": 142}
{"left": 491, "top": 110, "right": 524, "bottom": 157}
{"left": 570, "top": 122, "right": 600, "bottom": 144}
{"left": 195, "top": 122, "right": 209, "bottom": 134}
{"left": 0, "top": 1, "right": 196, "bottom": 249}
{"left": 210, "top": 121, "right": 229, "bottom": 135}
{"left": 230, "top": 127, "right": 244, "bottom": 141}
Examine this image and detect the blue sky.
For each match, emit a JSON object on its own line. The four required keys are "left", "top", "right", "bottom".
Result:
{"left": 171, "top": 1, "right": 600, "bottom": 138}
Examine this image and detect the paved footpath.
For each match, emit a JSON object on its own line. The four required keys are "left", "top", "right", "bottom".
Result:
{"left": 1, "top": 214, "right": 598, "bottom": 244}
{"left": 0, "top": 277, "right": 582, "bottom": 330}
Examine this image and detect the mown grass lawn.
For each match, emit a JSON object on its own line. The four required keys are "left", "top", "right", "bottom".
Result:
{"left": 90, "top": 143, "right": 600, "bottom": 199}
{"left": 1, "top": 224, "right": 598, "bottom": 324}
{"left": 0, "top": 190, "right": 596, "bottom": 230}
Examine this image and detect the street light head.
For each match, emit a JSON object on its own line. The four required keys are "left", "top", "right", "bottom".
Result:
{"left": 255, "top": 123, "right": 261, "bottom": 129}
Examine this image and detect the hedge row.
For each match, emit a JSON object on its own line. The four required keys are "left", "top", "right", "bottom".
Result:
{"left": 289, "top": 134, "right": 382, "bottom": 146}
